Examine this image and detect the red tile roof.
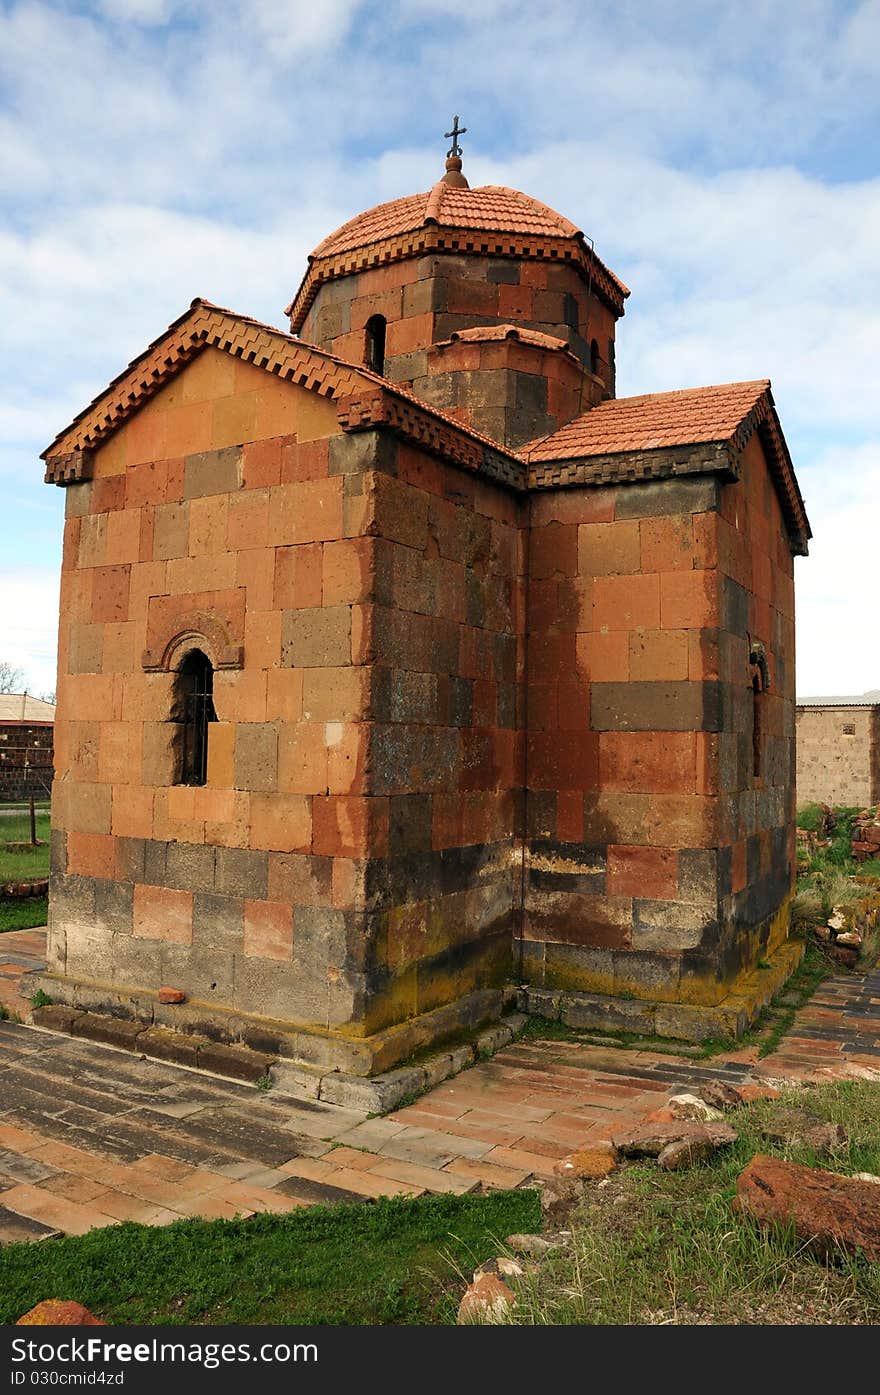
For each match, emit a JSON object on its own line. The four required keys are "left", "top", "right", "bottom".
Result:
{"left": 287, "top": 180, "right": 629, "bottom": 329}
{"left": 41, "top": 299, "right": 521, "bottom": 475}
{"left": 524, "top": 381, "right": 771, "bottom": 461}
{"left": 440, "top": 324, "right": 573, "bottom": 352}
{"left": 312, "top": 184, "right": 582, "bottom": 258}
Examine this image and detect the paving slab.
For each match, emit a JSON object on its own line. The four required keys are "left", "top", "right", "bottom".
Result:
{"left": 1, "top": 928, "right": 878, "bottom": 1243}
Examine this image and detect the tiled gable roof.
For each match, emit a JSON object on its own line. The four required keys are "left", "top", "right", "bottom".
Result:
{"left": 41, "top": 299, "right": 523, "bottom": 485}
{"left": 524, "top": 380, "right": 811, "bottom": 554}
{"left": 439, "top": 324, "right": 574, "bottom": 354}
{"left": 523, "top": 381, "right": 771, "bottom": 460}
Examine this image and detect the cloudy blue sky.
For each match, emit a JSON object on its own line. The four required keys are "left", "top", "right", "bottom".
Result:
{"left": 2, "top": 0, "right": 878, "bottom": 698}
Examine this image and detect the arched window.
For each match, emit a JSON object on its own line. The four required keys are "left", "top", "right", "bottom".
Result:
{"left": 173, "top": 650, "right": 216, "bottom": 786}
{"left": 749, "top": 641, "right": 770, "bottom": 780}
{"left": 590, "top": 338, "right": 601, "bottom": 376}
{"left": 365, "top": 315, "right": 387, "bottom": 375}
{"left": 752, "top": 675, "right": 764, "bottom": 778}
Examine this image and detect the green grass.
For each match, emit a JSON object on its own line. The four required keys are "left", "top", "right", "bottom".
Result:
{"left": 0, "top": 894, "right": 47, "bottom": 933}
{"left": 0, "top": 1189, "right": 541, "bottom": 1327}
{"left": 0, "top": 811, "right": 50, "bottom": 881}
{"left": 491, "top": 1080, "right": 880, "bottom": 1326}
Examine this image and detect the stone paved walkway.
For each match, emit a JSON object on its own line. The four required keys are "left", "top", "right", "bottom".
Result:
{"left": 0, "top": 928, "right": 878, "bottom": 1244}
{"left": 0, "top": 928, "right": 46, "bottom": 1019}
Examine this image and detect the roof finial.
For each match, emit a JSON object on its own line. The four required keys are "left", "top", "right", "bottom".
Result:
{"left": 445, "top": 115, "right": 467, "bottom": 158}
{"left": 441, "top": 114, "right": 469, "bottom": 188}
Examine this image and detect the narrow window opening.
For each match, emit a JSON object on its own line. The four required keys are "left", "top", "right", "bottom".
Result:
{"left": 174, "top": 649, "right": 215, "bottom": 786}
{"left": 590, "top": 338, "right": 601, "bottom": 376}
{"left": 365, "top": 315, "right": 386, "bottom": 376}
{"left": 752, "top": 675, "right": 763, "bottom": 778}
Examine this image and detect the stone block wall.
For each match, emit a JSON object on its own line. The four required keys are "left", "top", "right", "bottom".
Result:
{"left": 520, "top": 433, "right": 796, "bottom": 1007}
{"left": 296, "top": 254, "right": 618, "bottom": 393}
{"left": 796, "top": 705, "right": 880, "bottom": 808}
{"left": 409, "top": 333, "right": 602, "bottom": 450}
{"left": 352, "top": 433, "right": 522, "bottom": 1032}
{"left": 48, "top": 346, "right": 523, "bottom": 1052}
{"left": 49, "top": 347, "right": 378, "bottom": 1040}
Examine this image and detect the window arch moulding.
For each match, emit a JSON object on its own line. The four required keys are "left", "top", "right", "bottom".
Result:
{"left": 142, "top": 597, "right": 245, "bottom": 673}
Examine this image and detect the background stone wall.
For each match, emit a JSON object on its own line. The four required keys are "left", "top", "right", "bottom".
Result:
{"left": 796, "top": 706, "right": 880, "bottom": 808}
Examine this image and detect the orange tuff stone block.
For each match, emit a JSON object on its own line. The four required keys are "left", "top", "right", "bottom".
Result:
{"left": 158, "top": 986, "right": 186, "bottom": 1005}
{"left": 104, "top": 509, "right": 142, "bottom": 566}
{"left": 126, "top": 460, "right": 168, "bottom": 508}
{"left": 266, "top": 668, "right": 304, "bottom": 723}
{"left": 313, "top": 795, "right": 389, "bottom": 857}
{"left": 91, "top": 565, "right": 131, "bottom": 624}
{"left": 213, "top": 670, "right": 267, "bottom": 724}
{"left": 133, "top": 884, "right": 193, "bottom": 944}
{"left": 228, "top": 489, "right": 270, "bottom": 551}
{"left": 274, "top": 543, "right": 323, "bottom": 610}
{"left": 97, "top": 722, "right": 141, "bottom": 786}
{"left": 530, "top": 487, "right": 615, "bottom": 527}
{"left": 277, "top": 723, "right": 328, "bottom": 794}
{"left": 111, "top": 786, "right": 154, "bottom": 840}
{"left": 591, "top": 573, "right": 660, "bottom": 632}
{"left": 530, "top": 523, "right": 578, "bottom": 580}
{"left": 243, "top": 899, "right": 294, "bottom": 961}
{"left": 89, "top": 476, "right": 126, "bottom": 514}
{"left": 164, "top": 401, "right": 212, "bottom": 457}
{"left": 206, "top": 722, "right": 236, "bottom": 788}
{"left": 191, "top": 787, "right": 237, "bottom": 825}
{"left": 577, "top": 520, "right": 640, "bottom": 576}
{"left": 326, "top": 722, "right": 369, "bottom": 795}
{"left": 660, "top": 570, "right": 719, "bottom": 629}
{"left": 322, "top": 538, "right": 375, "bottom": 605}
{"left": 598, "top": 732, "right": 696, "bottom": 794}
{"left": 212, "top": 388, "right": 257, "bottom": 448}
{"left": 575, "top": 630, "right": 629, "bottom": 681}
{"left": 640, "top": 515, "right": 695, "bottom": 572}
{"left": 243, "top": 438, "right": 282, "bottom": 489}
{"left": 607, "top": 845, "right": 679, "bottom": 899}
{"left": 629, "top": 629, "right": 689, "bottom": 681}
{"left": 280, "top": 437, "right": 330, "bottom": 483}
{"left": 269, "top": 478, "right": 344, "bottom": 547}
{"left": 385, "top": 312, "right": 435, "bottom": 357}
{"left": 244, "top": 609, "right": 282, "bottom": 669}
{"left": 66, "top": 832, "right": 117, "bottom": 880}
{"left": 236, "top": 546, "right": 276, "bottom": 613}
{"left": 249, "top": 792, "right": 312, "bottom": 853}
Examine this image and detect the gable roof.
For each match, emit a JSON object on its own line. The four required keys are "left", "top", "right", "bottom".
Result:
{"left": 524, "top": 381, "right": 771, "bottom": 460}
{"left": 0, "top": 693, "right": 55, "bottom": 723}
{"left": 524, "top": 380, "right": 811, "bottom": 553}
{"left": 41, "top": 299, "right": 524, "bottom": 487}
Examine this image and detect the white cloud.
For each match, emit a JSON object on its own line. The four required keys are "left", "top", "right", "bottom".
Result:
{"left": 1, "top": 0, "right": 879, "bottom": 697}
{"left": 0, "top": 568, "right": 60, "bottom": 699}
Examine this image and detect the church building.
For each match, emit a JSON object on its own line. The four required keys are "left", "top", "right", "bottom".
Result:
{"left": 35, "top": 133, "right": 811, "bottom": 1077}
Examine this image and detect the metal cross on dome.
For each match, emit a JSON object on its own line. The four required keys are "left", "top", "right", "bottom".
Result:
{"left": 444, "top": 115, "right": 467, "bottom": 158}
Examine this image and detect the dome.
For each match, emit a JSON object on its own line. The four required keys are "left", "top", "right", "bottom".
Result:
{"left": 310, "top": 182, "right": 582, "bottom": 259}
{"left": 285, "top": 172, "right": 628, "bottom": 330}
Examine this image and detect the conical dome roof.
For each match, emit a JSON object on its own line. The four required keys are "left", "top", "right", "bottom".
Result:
{"left": 285, "top": 175, "right": 628, "bottom": 329}
{"left": 311, "top": 182, "right": 582, "bottom": 259}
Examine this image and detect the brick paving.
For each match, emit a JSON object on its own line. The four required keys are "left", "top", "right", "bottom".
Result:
{"left": 0, "top": 927, "right": 878, "bottom": 1244}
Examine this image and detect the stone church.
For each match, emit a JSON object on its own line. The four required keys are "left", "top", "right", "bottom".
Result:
{"left": 36, "top": 139, "right": 811, "bottom": 1077}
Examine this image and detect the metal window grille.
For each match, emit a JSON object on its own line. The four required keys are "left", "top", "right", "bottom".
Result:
{"left": 178, "top": 652, "right": 215, "bottom": 786}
